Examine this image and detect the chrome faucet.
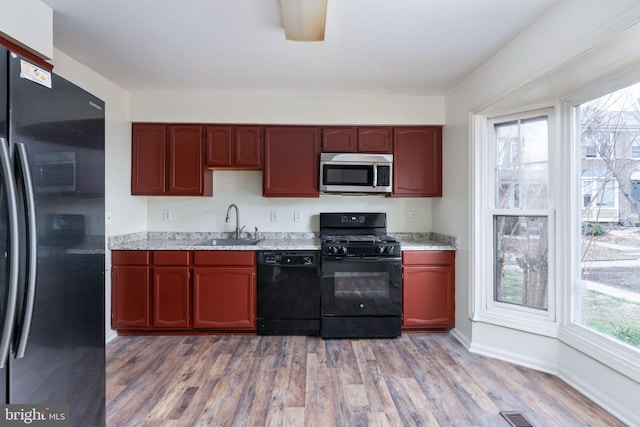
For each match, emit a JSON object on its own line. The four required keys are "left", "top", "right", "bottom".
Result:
{"left": 225, "top": 204, "right": 243, "bottom": 239}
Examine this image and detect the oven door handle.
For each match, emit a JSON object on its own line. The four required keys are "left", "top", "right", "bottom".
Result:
{"left": 323, "top": 256, "right": 401, "bottom": 263}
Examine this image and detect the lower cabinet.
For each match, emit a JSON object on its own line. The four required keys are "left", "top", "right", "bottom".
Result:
{"left": 111, "top": 251, "right": 151, "bottom": 329}
{"left": 111, "top": 250, "right": 256, "bottom": 333}
{"left": 192, "top": 251, "right": 256, "bottom": 330}
{"left": 402, "top": 251, "right": 455, "bottom": 330}
{"left": 152, "top": 251, "right": 191, "bottom": 328}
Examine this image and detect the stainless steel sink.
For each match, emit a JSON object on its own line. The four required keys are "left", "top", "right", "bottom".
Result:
{"left": 196, "top": 238, "right": 260, "bottom": 246}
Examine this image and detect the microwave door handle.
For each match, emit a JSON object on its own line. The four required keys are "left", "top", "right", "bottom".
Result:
{"left": 0, "top": 139, "right": 20, "bottom": 369}
{"left": 373, "top": 164, "right": 378, "bottom": 188}
{"left": 14, "top": 143, "right": 38, "bottom": 358}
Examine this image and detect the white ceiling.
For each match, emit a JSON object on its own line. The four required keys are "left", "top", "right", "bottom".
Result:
{"left": 40, "top": 0, "right": 558, "bottom": 96}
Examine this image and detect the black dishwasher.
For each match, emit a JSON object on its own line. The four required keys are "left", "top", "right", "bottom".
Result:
{"left": 257, "top": 251, "right": 321, "bottom": 335}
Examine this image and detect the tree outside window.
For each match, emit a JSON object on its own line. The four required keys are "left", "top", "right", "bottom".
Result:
{"left": 493, "top": 116, "right": 550, "bottom": 310}
{"left": 576, "top": 81, "right": 640, "bottom": 348}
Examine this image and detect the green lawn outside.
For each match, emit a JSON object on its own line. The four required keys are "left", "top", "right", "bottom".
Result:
{"left": 500, "top": 267, "right": 640, "bottom": 348}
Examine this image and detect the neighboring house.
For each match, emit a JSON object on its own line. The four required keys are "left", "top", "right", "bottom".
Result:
{"left": 581, "top": 110, "right": 640, "bottom": 224}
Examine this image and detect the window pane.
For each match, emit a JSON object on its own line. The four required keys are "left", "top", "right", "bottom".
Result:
{"left": 494, "top": 215, "right": 549, "bottom": 310}
{"left": 576, "top": 81, "right": 640, "bottom": 349}
{"left": 495, "top": 117, "right": 548, "bottom": 209}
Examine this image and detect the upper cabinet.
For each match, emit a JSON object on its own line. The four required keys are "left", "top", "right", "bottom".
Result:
{"left": 322, "top": 126, "right": 392, "bottom": 153}
{"left": 358, "top": 127, "right": 393, "bottom": 153}
{"left": 263, "top": 126, "right": 320, "bottom": 197}
{"left": 205, "top": 125, "right": 263, "bottom": 169}
{"left": 131, "top": 123, "right": 442, "bottom": 198}
{"left": 392, "top": 126, "right": 442, "bottom": 197}
{"left": 131, "top": 123, "right": 212, "bottom": 196}
{"left": 131, "top": 124, "right": 166, "bottom": 195}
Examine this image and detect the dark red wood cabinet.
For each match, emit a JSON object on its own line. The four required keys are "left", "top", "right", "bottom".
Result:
{"left": 263, "top": 126, "right": 320, "bottom": 197}
{"left": 152, "top": 251, "right": 191, "bottom": 328}
{"left": 402, "top": 251, "right": 455, "bottom": 330}
{"left": 393, "top": 126, "right": 442, "bottom": 197}
{"left": 322, "top": 127, "right": 357, "bottom": 152}
{"left": 131, "top": 124, "right": 166, "bottom": 195}
{"left": 322, "top": 126, "right": 392, "bottom": 153}
{"left": 111, "top": 250, "right": 256, "bottom": 333}
{"left": 358, "top": 127, "right": 393, "bottom": 153}
{"left": 131, "top": 123, "right": 212, "bottom": 196}
{"left": 192, "top": 251, "right": 256, "bottom": 330}
{"left": 205, "top": 125, "right": 263, "bottom": 169}
{"left": 111, "top": 251, "right": 151, "bottom": 329}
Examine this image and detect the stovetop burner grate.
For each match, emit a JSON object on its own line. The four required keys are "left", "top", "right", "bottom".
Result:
{"left": 322, "top": 234, "right": 398, "bottom": 244}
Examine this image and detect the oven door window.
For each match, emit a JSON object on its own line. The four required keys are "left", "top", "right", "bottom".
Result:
{"left": 334, "top": 272, "right": 389, "bottom": 298}
{"left": 322, "top": 258, "right": 401, "bottom": 316}
{"left": 322, "top": 164, "right": 374, "bottom": 187}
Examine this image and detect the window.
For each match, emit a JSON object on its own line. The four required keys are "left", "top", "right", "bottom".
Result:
{"left": 477, "top": 110, "right": 555, "bottom": 327}
{"left": 574, "top": 82, "right": 640, "bottom": 349}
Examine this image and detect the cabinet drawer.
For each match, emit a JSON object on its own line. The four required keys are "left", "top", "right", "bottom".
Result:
{"left": 194, "top": 251, "right": 255, "bottom": 266}
{"left": 112, "top": 250, "right": 150, "bottom": 265}
{"left": 153, "top": 251, "right": 191, "bottom": 265}
{"left": 403, "top": 250, "right": 454, "bottom": 266}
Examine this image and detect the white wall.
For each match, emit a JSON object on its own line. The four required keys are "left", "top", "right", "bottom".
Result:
{"left": 442, "top": 0, "right": 640, "bottom": 424}
{"left": 0, "top": 0, "right": 52, "bottom": 59}
{"left": 131, "top": 92, "right": 445, "bottom": 233}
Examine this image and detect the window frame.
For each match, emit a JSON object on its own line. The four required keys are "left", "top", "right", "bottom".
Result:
{"left": 561, "top": 85, "right": 640, "bottom": 383}
{"left": 473, "top": 106, "right": 559, "bottom": 336}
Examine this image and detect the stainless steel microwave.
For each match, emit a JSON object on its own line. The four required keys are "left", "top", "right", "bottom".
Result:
{"left": 34, "top": 151, "right": 76, "bottom": 193}
{"left": 320, "top": 153, "right": 393, "bottom": 194}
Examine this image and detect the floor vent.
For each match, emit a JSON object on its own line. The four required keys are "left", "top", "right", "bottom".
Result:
{"left": 500, "top": 411, "right": 534, "bottom": 427}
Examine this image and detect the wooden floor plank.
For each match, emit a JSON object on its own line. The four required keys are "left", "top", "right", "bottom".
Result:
{"left": 106, "top": 334, "right": 626, "bottom": 427}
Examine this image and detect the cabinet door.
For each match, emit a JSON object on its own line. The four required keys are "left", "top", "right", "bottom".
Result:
{"left": 402, "top": 265, "right": 454, "bottom": 328}
{"left": 263, "top": 126, "right": 320, "bottom": 197}
{"left": 235, "top": 126, "right": 263, "bottom": 168}
{"left": 393, "top": 127, "right": 442, "bottom": 197}
{"left": 111, "top": 265, "right": 151, "bottom": 328}
{"left": 358, "top": 127, "right": 392, "bottom": 153}
{"left": 205, "top": 125, "right": 233, "bottom": 167}
{"left": 131, "top": 124, "right": 166, "bottom": 195}
{"left": 322, "top": 127, "right": 357, "bottom": 152}
{"left": 153, "top": 266, "right": 190, "bottom": 328}
{"left": 168, "top": 125, "right": 211, "bottom": 195}
{"left": 192, "top": 267, "right": 256, "bottom": 330}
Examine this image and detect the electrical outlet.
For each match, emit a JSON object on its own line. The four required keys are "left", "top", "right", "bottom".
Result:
{"left": 163, "top": 209, "right": 172, "bottom": 221}
{"left": 270, "top": 210, "right": 278, "bottom": 222}
{"left": 409, "top": 210, "right": 417, "bottom": 222}
{"left": 294, "top": 211, "right": 302, "bottom": 222}
{"left": 105, "top": 211, "right": 112, "bottom": 225}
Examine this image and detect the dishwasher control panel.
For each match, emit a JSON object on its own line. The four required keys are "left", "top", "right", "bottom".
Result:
{"left": 258, "top": 251, "right": 320, "bottom": 267}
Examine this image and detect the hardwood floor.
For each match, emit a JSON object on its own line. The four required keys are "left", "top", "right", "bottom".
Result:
{"left": 106, "top": 333, "right": 623, "bottom": 426}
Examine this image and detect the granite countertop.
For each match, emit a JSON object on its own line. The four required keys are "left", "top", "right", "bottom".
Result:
{"left": 109, "top": 232, "right": 457, "bottom": 252}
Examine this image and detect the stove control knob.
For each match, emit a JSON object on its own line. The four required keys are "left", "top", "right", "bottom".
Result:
{"left": 339, "top": 246, "right": 348, "bottom": 255}
{"left": 377, "top": 246, "right": 386, "bottom": 254}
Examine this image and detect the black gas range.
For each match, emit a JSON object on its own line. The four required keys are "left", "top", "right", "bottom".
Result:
{"left": 320, "top": 213, "right": 402, "bottom": 339}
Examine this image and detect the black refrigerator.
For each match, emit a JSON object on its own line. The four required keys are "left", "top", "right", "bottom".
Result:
{"left": 0, "top": 46, "right": 105, "bottom": 426}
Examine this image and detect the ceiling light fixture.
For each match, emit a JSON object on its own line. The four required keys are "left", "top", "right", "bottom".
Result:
{"left": 280, "top": 0, "right": 328, "bottom": 42}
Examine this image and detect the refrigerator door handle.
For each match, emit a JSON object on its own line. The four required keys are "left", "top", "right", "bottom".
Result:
{"left": 0, "top": 138, "right": 20, "bottom": 369}
{"left": 14, "top": 143, "right": 38, "bottom": 358}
